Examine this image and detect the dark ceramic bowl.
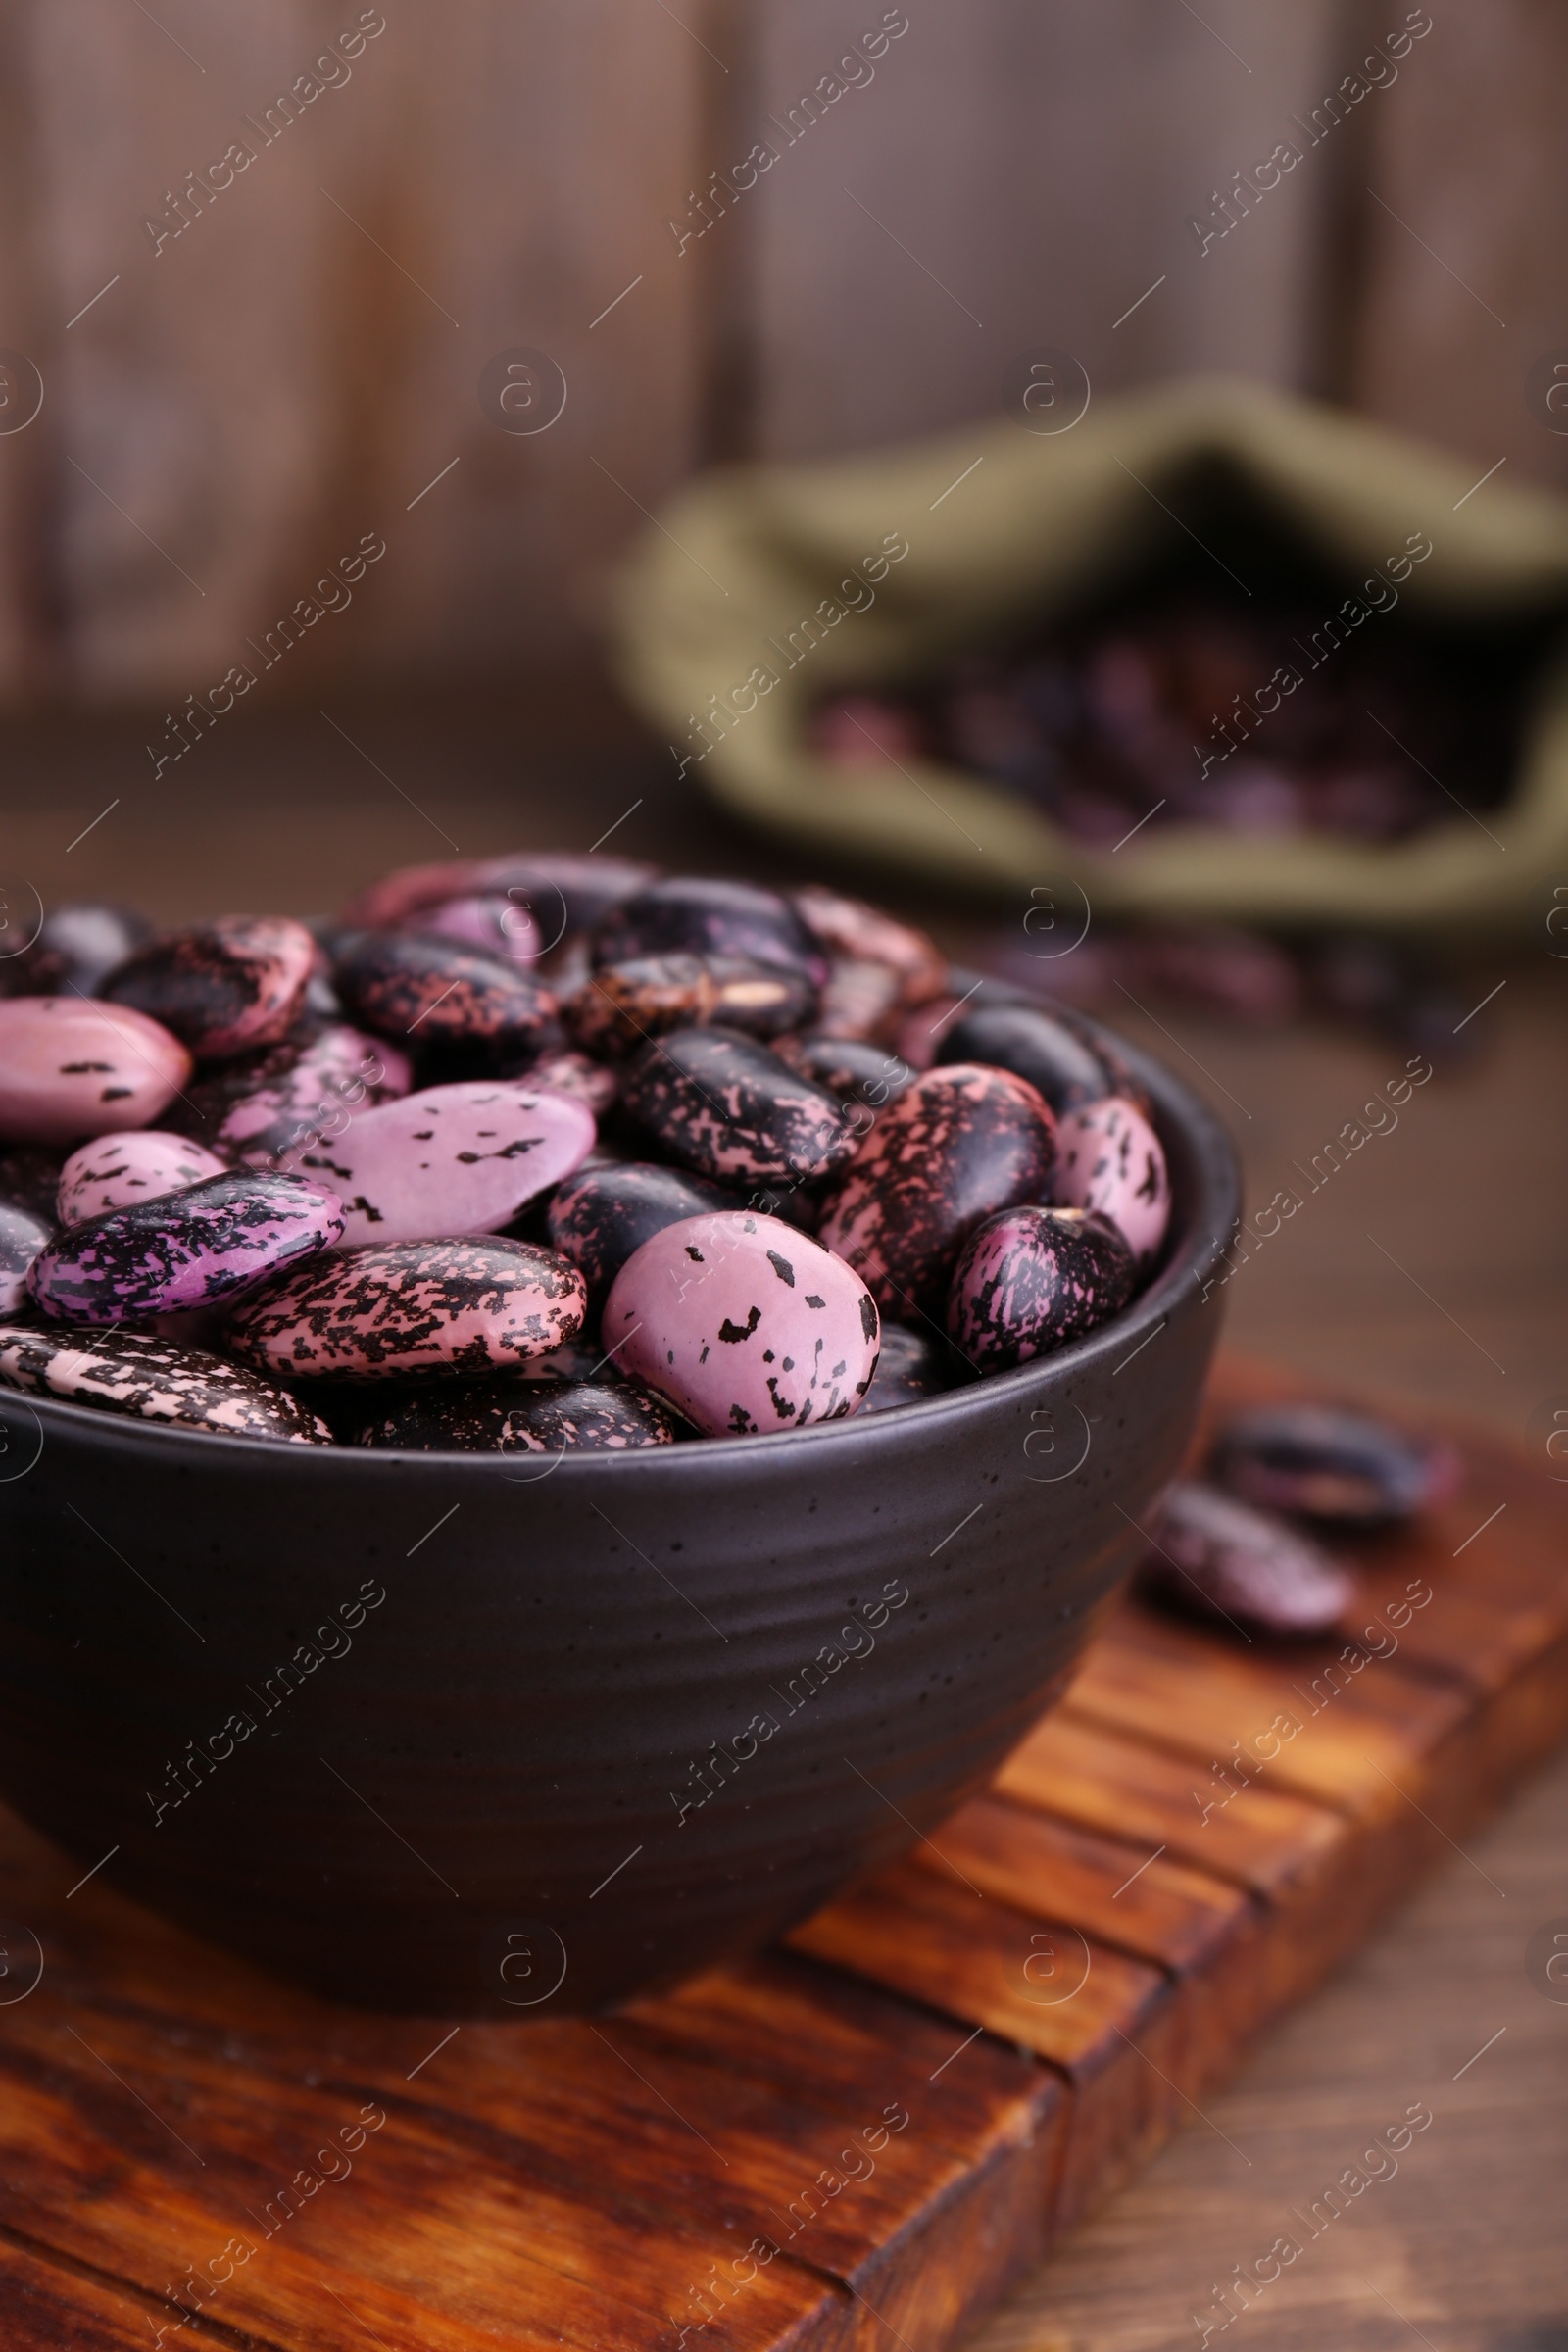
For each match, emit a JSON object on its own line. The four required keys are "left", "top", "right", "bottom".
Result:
{"left": 0, "top": 1023, "right": 1236, "bottom": 2014}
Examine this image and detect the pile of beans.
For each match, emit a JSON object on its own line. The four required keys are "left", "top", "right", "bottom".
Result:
{"left": 1140, "top": 1403, "right": 1462, "bottom": 1639}
{"left": 810, "top": 587, "right": 1516, "bottom": 849}
{"left": 0, "top": 858, "right": 1170, "bottom": 1451}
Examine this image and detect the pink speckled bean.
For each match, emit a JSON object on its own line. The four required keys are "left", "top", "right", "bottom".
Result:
{"left": 1053, "top": 1095, "right": 1170, "bottom": 1268}
{"left": 57, "top": 1131, "right": 227, "bottom": 1226}
{"left": 227, "top": 1237, "right": 586, "bottom": 1380}
{"left": 420, "top": 892, "right": 543, "bottom": 964}
{"left": 216, "top": 1023, "right": 412, "bottom": 1167}
{"left": 285, "top": 1081, "right": 595, "bottom": 1247}
{"left": 0, "top": 999, "right": 193, "bottom": 1145}
{"left": 28, "top": 1171, "right": 344, "bottom": 1324}
{"left": 603, "top": 1210, "right": 879, "bottom": 1438}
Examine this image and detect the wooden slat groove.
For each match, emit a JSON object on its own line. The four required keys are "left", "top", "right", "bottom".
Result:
{"left": 0, "top": 2217, "right": 290, "bottom": 2352}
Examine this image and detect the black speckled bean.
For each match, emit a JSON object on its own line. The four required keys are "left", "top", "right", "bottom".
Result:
{"left": 619, "top": 1027, "right": 859, "bottom": 1188}
{"left": 936, "top": 1000, "right": 1116, "bottom": 1114}
{"left": 547, "top": 1160, "right": 743, "bottom": 1302}
{"left": 592, "top": 876, "right": 828, "bottom": 986}
{"left": 99, "top": 914, "right": 317, "bottom": 1060}
{"left": 334, "top": 931, "right": 558, "bottom": 1062}
{"left": 817, "top": 1063, "right": 1057, "bottom": 1313}
{"left": 568, "top": 954, "right": 815, "bottom": 1055}
{"left": 946, "top": 1204, "right": 1133, "bottom": 1370}
{"left": 355, "top": 1375, "right": 683, "bottom": 1451}
{"left": 1210, "top": 1403, "right": 1462, "bottom": 1527}
{"left": 774, "top": 1034, "right": 916, "bottom": 1113}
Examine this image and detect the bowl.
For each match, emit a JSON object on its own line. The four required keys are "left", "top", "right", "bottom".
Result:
{"left": 0, "top": 1021, "right": 1237, "bottom": 2014}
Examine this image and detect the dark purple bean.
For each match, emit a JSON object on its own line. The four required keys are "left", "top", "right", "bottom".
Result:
{"left": 860, "top": 1320, "right": 947, "bottom": 1412}
{"left": 1141, "top": 1481, "right": 1357, "bottom": 1637}
{"left": 1210, "top": 1404, "right": 1462, "bottom": 1527}
{"left": 592, "top": 876, "right": 828, "bottom": 987}
{"left": 936, "top": 1001, "right": 1115, "bottom": 1115}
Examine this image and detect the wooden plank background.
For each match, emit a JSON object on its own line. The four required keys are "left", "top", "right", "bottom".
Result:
{"left": 0, "top": 0, "right": 1561, "bottom": 708}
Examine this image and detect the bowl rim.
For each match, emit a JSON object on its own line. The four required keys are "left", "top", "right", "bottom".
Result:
{"left": 0, "top": 1011, "right": 1239, "bottom": 1474}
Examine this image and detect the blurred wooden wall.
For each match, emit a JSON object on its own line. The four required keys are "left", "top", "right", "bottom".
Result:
{"left": 0, "top": 0, "right": 1560, "bottom": 710}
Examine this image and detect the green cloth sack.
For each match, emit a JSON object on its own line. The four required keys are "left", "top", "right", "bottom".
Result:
{"left": 612, "top": 378, "right": 1568, "bottom": 938}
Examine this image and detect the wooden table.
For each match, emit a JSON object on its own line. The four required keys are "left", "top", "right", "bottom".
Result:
{"left": 1, "top": 1358, "right": 1563, "bottom": 2350}
{"left": 973, "top": 1751, "right": 1568, "bottom": 2352}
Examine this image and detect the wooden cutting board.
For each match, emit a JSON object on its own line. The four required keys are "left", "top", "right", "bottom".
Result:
{"left": 2, "top": 1356, "right": 1563, "bottom": 2352}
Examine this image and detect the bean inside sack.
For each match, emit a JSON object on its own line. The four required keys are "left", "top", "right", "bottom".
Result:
{"left": 0, "top": 867, "right": 1173, "bottom": 1446}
